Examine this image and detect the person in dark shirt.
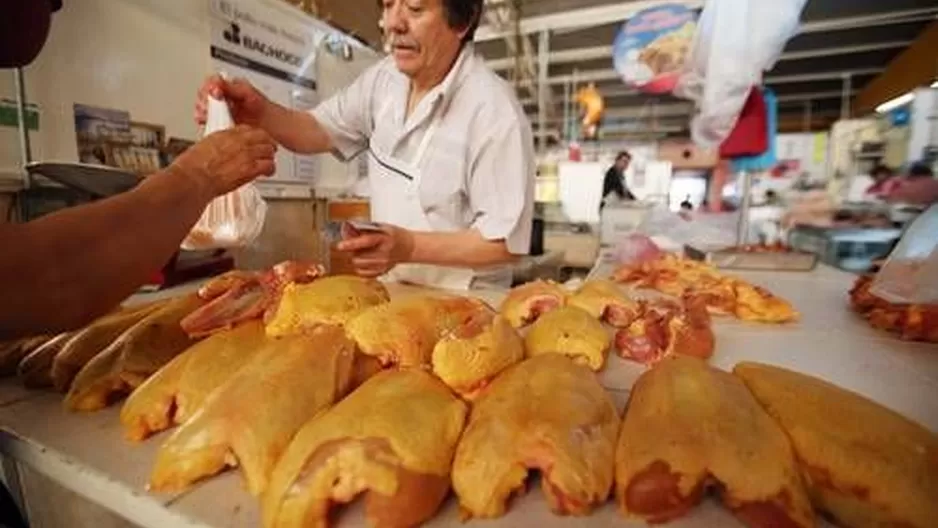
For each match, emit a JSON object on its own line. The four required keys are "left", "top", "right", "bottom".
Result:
{"left": 601, "top": 151, "right": 635, "bottom": 209}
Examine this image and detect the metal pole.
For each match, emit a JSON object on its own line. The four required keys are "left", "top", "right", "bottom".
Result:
{"left": 803, "top": 99, "right": 812, "bottom": 132}
{"left": 537, "top": 29, "right": 549, "bottom": 154}
{"left": 562, "top": 79, "right": 571, "bottom": 142}
{"left": 13, "top": 68, "right": 33, "bottom": 186}
{"left": 840, "top": 73, "right": 852, "bottom": 120}
{"left": 735, "top": 171, "right": 752, "bottom": 245}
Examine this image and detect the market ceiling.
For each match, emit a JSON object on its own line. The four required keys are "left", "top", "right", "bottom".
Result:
{"left": 474, "top": 0, "right": 938, "bottom": 139}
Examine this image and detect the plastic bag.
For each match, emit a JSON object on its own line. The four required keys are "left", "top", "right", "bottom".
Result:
{"left": 870, "top": 204, "right": 938, "bottom": 305}
{"left": 633, "top": 208, "right": 738, "bottom": 251}
{"left": 181, "top": 95, "right": 267, "bottom": 250}
{"left": 674, "top": 0, "right": 807, "bottom": 148}
{"left": 614, "top": 234, "right": 664, "bottom": 266}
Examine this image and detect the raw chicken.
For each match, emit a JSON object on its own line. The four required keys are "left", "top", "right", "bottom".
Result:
{"left": 568, "top": 280, "right": 641, "bottom": 327}
{"left": 345, "top": 294, "right": 495, "bottom": 368}
{"left": 524, "top": 306, "right": 611, "bottom": 371}
{"left": 65, "top": 295, "right": 206, "bottom": 412}
{"left": 18, "top": 331, "right": 77, "bottom": 388}
{"left": 499, "top": 280, "right": 569, "bottom": 328}
{"left": 432, "top": 315, "right": 524, "bottom": 400}
{"left": 734, "top": 362, "right": 938, "bottom": 528}
{"left": 120, "top": 320, "right": 268, "bottom": 442}
{"left": 0, "top": 335, "right": 52, "bottom": 377}
{"left": 615, "top": 356, "right": 813, "bottom": 527}
{"left": 452, "top": 355, "right": 619, "bottom": 518}
{"left": 149, "top": 325, "right": 355, "bottom": 496}
{"left": 263, "top": 369, "right": 467, "bottom": 528}
{"left": 266, "top": 275, "right": 389, "bottom": 337}
{"left": 614, "top": 297, "right": 715, "bottom": 366}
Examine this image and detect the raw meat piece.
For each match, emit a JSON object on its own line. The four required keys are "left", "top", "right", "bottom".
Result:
{"left": 615, "top": 356, "right": 813, "bottom": 527}
{"left": 0, "top": 335, "right": 52, "bottom": 377}
{"left": 18, "top": 331, "right": 76, "bottom": 388}
{"left": 262, "top": 370, "right": 466, "bottom": 528}
{"left": 499, "top": 280, "right": 569, "bottom": 328}
{"left": 452, "top": 355, "right": 619, "bottom": 518}
{"left": 524, "top": 306, "right": 611, "bottom": 371}
{"left": 614, "top": 297, "right": 715, "bottom": 366}
{"left": 432, "top": 315, "right": 524, "bottom": 400}
{"left": 568, "top": 279, "right": 641, "bottom": 327}
{"left": 266, "top": 275, "right": 389, "bottom": 337}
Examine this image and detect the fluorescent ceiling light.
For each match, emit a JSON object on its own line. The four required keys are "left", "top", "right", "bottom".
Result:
{"left": 876, "top": 92, "right": 914, "bottom": 113}
{"left": 932, "top": 80, "right": 938, "bottom": 88}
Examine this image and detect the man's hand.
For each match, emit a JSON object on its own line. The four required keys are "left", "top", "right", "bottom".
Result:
{"left": 337, "top": 224, "right": 416, "bottom": 278}
{"left": 171, "top": 125, "right": 277, "bottom": 198}
{"left": 195, "top": 75, "right": 271, "bottom": 127}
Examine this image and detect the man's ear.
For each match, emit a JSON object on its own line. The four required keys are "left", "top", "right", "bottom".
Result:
{"left": 0, "top": 0, "right": 54, "bottom": 68}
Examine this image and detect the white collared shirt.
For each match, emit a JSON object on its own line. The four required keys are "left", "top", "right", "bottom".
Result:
{"left": 311, "top": 44, "right": 535, "bottom": 255}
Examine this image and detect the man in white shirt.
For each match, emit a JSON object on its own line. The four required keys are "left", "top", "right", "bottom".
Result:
{"left": 196, "top": 0, "right": 535, "bottom": 289}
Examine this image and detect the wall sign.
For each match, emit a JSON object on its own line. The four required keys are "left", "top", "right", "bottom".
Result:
{"left": 613, "top": 4, "right": 698, "bottom": 94}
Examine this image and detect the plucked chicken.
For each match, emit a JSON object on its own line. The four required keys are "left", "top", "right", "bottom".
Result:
{"left": 345, "top": 294, "right": 494, "bottom": 368}
{"left": 452, "top": 355, "right": 619, "bottom": 519}
{"left": 65, "top": 294, "right": 206, "bottom": 412}
{"left": 120, "top": 320, "right": 268, "bottom": 442}
{"left": 568, "top": 280, "right": 641, "bottom": 327}
{"left": 262, "top": 370, "right": 467, "bottom": 528}
{"left": 0, "top": 335, "right": 51, "bottom": 377}
{"left": 18, "top": 331, "right": 77, "bottom": 388}
{"left": 266, "top": 275, "right": 389, "bottom": 337}
{"left": 614, "top": 297, "right": 714, "bottom": 366}
{"left": 432, "top": 315, "right": 524, "bottom": 400}
{"left": 149, "top": 325, "right": 354, "bottom": 496}
{"left": 615, "top": 356, "right": 814, "bottom": 528}
{"left": 524, "top": 306, "right": 611, "bottom": 371}
{"left": 499, "top": 280, "right": 568, "bottom": 328}
{"left": 734, "top": 362, "right": 938, "bottom": 528}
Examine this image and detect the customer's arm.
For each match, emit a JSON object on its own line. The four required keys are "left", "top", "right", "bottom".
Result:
{"left": 0, "top": 126, "right": 276, "bottom": 339}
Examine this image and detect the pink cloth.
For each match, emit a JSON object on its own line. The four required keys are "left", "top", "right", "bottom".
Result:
{"left": 885, "top": 178, "right": 938, "bottom": 205}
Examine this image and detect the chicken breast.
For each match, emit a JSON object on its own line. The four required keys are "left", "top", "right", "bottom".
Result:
{"left": 120, "top": 321, "right": 268, "bottom": 442}
{"left": 266, "top": 275, "right": 389, "bottom": 337}
{"left": 263, "top": 370, "right": 467, "bottom": 528}
{"left": 734, "top": 362, "right": 938, "bottom": 528}
{"left": 149, "top": 325, "right": 355, "bottom": 496}
{"left": 65, "top": 295, "right": 205, "bottom": 412}
{"left": 499, "top": 280, "right": 568, "bottom": 328}
{"left": 615, "top": 356, "right": 813, "bottom": 528}
{"left": 524, "top": 306, "right": 611, "bottom": 371}
{"left": 453, "top": 355, "right": 619, "bottom": 519}
{"left": 569, "top": 280, "right": 641, "bottom": 327}
{"left": 345, "top": 294, "right": 494, "bottom": 368}
{"left": 18, "top": 331, "right": 77, "bottom": 389}
{"left": 432, "top": 315, "right": 524, "bottom": 400}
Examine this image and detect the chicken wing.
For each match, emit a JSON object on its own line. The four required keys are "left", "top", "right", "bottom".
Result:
{"left": 453, "top": 355, "right": 618, "bottom": 518}
{"left": 266, "top": 276, "right": 389, "bottom": 337}
{"left": 345, "top": 294, "right": 495, "bottom": 368}
{"left": 734, "top": 362, "right": 938, "bottom": 528}
{"left": 614, "top": 297, "right": 715, "bottom": 366}
{"left": 615, "top": 356, "right": 813, "bottom": 528}
{"left": 120, "top": 321, "right": 268, "bottom": 442}
{"left": 569, "top": 280, "right": 641, "bottom": 327}
{"left": 432, "top": 315, "right": 524, "bottom": 400}
{"left": 499, "top": 280, "right": 569, "bottom": 328}
{"left": 149, "top": 325, "right": 355, "bottom": 496}
{"left": 262, "top": 370, "right": 467, "bottom": 528}
{"left": 65, "top": 295, "right": 205, "bottom": 412}
{"left": 524, "top": 306, "right": 610, "bottom": 371}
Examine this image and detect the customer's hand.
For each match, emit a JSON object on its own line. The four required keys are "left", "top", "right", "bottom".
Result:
{"left": 337, "top": 224, "right": 416, "bottom": 278}
{"left": 195, "top": 75, "right": 271, "bottom": 127}
{"left": 171, "top": 125, "right": 277, "bottom": 198}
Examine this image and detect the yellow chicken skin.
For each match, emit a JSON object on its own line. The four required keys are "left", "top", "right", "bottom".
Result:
{"left": 616, "top": 356, "right": 814, "bottom": 528}
{"left": 345, "top": 294, "right": 495, "bottom": 368}
{"left": 524, "top": 306, "right": 611, "bottom": 371}
{"left": 262, "top": 370, "right": 467, "bottom": 528}
{"left": 120, "top": 321, "right": 268, "bottom": 442}
{"left": 265, "top": 276, "right": 390, "bottom": 337}
{"left": 65, "top": 295, "right": 206, "bottom": 412}
{"left": 432, "top": 315, "right": 524, "bottom": 400}
{"left": 452, "top": 355, "right": 618, "bottom": 519}
{"left": 148, "top": 326, "right": 355, "bottom": 496}
{"left": 499, "top": 279, "right": 569, "bottom": 328}
{"left": 734, "top": 362, "right": 938, "bottom": 528}
{"left": 568, "top": 279, "right": 641, "bottom": 328}
{"left": 18, "top": 331, "right": 77, "bottom": 389}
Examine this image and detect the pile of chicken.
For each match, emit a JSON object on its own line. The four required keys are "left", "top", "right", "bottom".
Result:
{"left": 849, "top": 274, "right": 938, "bottom": 343}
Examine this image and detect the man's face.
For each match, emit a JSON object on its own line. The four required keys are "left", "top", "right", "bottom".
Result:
{"left": 616, "top": 156, "right": 631, "bottom": 171}
{"left": 382, "top": 0, "right": 465, "bottom": 78}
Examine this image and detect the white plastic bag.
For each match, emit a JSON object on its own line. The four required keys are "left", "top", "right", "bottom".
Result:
{"left": 181, "top": 95, "right": 267, "bottom": 250}
{"left": 870, "top": 204, "right": 938, "bottom": 305}
{"left": 674, "top": 0, "right": 807, "bottom": 148}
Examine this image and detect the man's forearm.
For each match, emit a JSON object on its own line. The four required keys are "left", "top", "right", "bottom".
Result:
{"left": 0, "top": 167, "right": 211, "bottom": 339}
{"left": 408, "top": 229, "right": 518, "bottom": 268}
{"left": 258, "top": 103, "right": 332, "bottom": 155}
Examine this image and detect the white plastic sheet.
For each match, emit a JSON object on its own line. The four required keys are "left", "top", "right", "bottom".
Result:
{"left": 675, "top": 0, "right": 807, "bottom": 148}
{"left": 181, "top": 96, "right": 268, "bottom": 250}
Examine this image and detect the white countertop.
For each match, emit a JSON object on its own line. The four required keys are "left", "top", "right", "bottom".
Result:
{"left": 1, "top": 266, "right": 936, "bottom": 528}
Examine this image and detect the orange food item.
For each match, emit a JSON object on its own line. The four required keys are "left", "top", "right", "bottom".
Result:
{"left": 432, "top": 315, "right": 524, "bottom": 400}
{"left": 569, "top": 279, "right": 641, "bottom": 327}
{"left": 499, "top": 280, "right": 568, "bottom": 328}
{"left": 614, "top": 297, "right": 714, "bottom": 366}
{"left": 849, "top": 274, "right": 938, "bottom": 343}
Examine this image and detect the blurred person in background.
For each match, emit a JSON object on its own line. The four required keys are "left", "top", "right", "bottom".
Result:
{"left": 601, "top": 151, "right": 635, "bottom": 210}
{"left": 864, "top": 164, "right": 901, "bottom": 199}
{"left": 884, "top": 163, "right": 938, "bottom": 206}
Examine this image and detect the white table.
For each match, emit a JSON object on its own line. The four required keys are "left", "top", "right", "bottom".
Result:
{"left": 0, "top": 266, "right": 935, "bottom": 528}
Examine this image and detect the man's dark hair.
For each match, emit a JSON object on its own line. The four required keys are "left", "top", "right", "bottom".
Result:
{"left": 871, "top": 164, "right": 892, "bottom": 177}
{"left": 616, "top": 151, "right": 632, "bottom": 162}
{"left": 443, "top": 0, "right": 484, "bottom": 43}
{"left": 908, "top": 162, "right": 934, "bottom": 179}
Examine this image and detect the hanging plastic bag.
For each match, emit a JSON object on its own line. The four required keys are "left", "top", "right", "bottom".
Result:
{"left": 674, "top": 0, "right": 807, "bottom": 148}
{"left": 181, "top": 94, "right": 268, "bottom": 250}
{"left": 869, "top": 204, "right": 938, "bottom": 305}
